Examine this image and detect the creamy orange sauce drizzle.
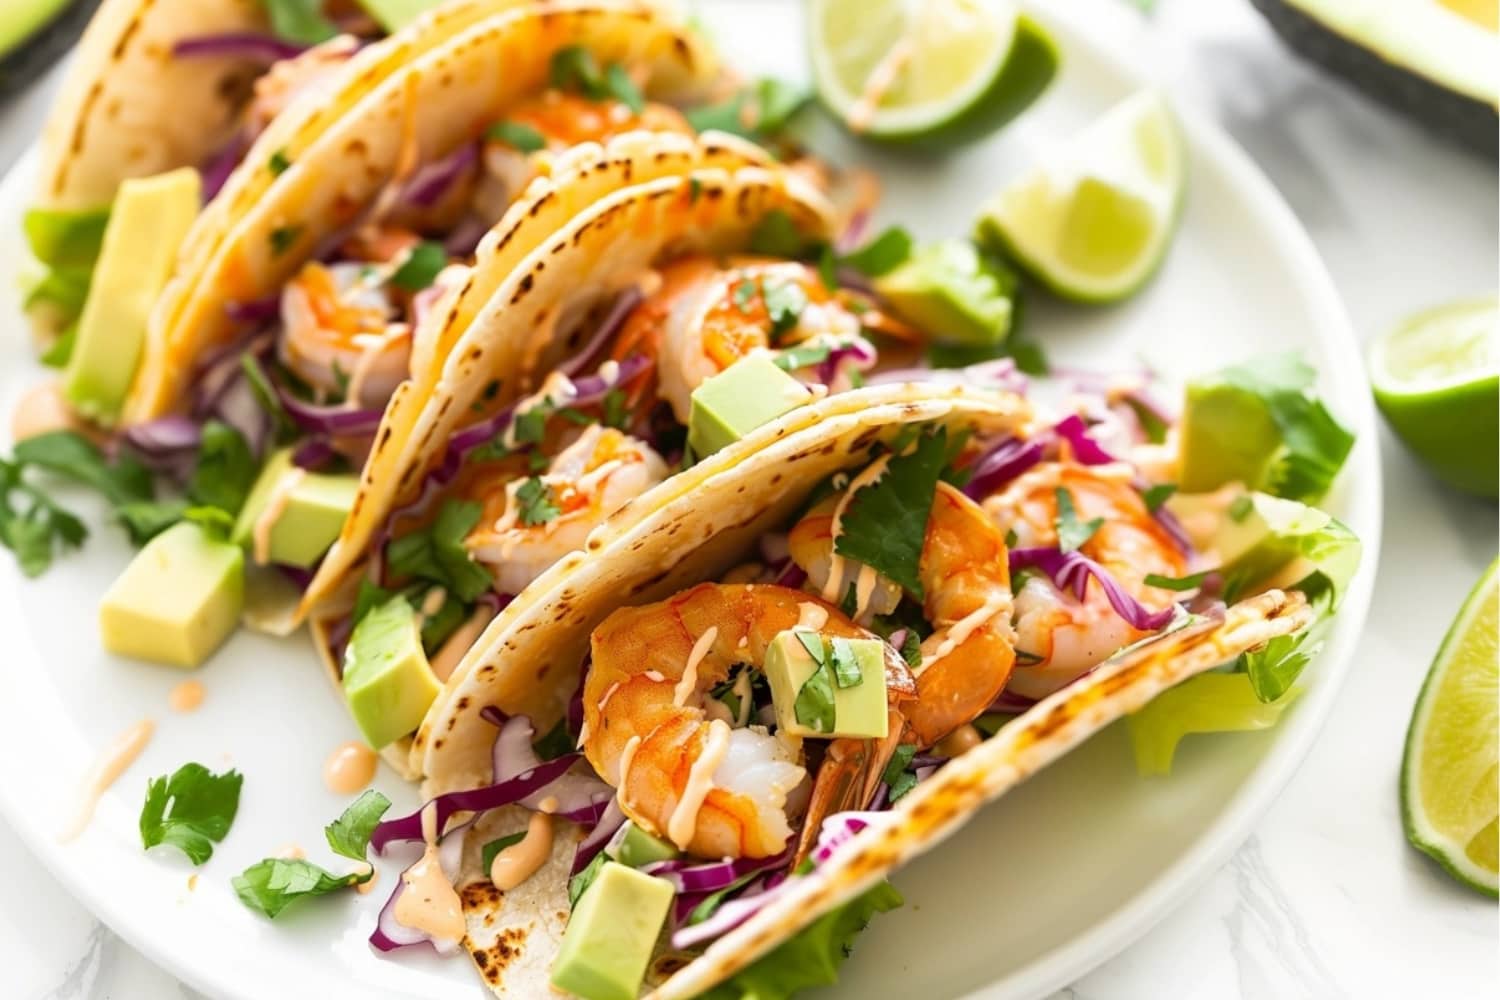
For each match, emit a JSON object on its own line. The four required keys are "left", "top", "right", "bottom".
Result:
{"left": 355, "top": 864, "right": 379, "bottom": 894}
{"left": 848, "top": 37, "right": 915, "bottom": 132}
{"left": 276, "top": 843, "right": 307, "bottom": 860}
{"left": 674, "top": 627, "right": 719, "bottom": 708}
{"left": 617, "top": 734, "right": 642, "bottom": 803}
{"left": 11, "top": 381, "right": 81, "bottom": 443}
{"left": 168, "top": 680, "right": 205, "bottom": 713}
{"left": 822, "top": 455, "right": 892, "bottom": 602}
{"left": 917, "top": 590, "right": 1011, "bottom": 675}
{"left": 489, "top": 809, "right": 555, "bottom": 891}
{"left": 853, "top": 563, "right": 880, "bottom": 621}
{"left": 252, "top": 468, "right": 306, "bottom": 565}
{"left": 323, "top": 741, "right": 378, "bottom": 795}
{"left": 667, "top": 719, "right": 730, "bottom": 849}
{"left": 394, "top": 802, "right": 466, "bottom": 945}
{"left": 797, "top": 601, "right": 829, "bottom": 631}
{"left": 60, "top": 719, "right": 155, "bottom": 842}
{"left": 428, "top": 604, "right": 497, "bottom": 683}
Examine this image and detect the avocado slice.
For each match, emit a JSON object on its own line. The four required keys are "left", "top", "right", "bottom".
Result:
{"left": 873, "top": 240, "right": 1018, "bottom": 348}
{"left": 608, "top": 821, "right": 680, "bottom": 869}
{"left": 99, "top": 521, "right": 245, "bottom": 669}
{"left": 766, "top": 631, "right": 889, "bottom": 739}
{"left": 355, "top": 0, "right": 444, "bottom": 32}
{"left": 231, "top": 449, "right": 359, "bottom": 569}
{"left": 63, "top": 168, "right": 201, "bottom": 425}
{"left": 687, "top": 355, "right": 812, "bottom": 460}
{"left": 550, "top": 862, "right": 674, "bottom": 1000}
{"left": 1250, "top": 0, "right": 1497, "bottom": 154}
{"left": 341, "top": 596, "right": 443, "bottom": 750}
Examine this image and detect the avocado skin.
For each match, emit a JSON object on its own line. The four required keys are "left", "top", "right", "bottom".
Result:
{"left": 1250, "top": 0, "right": 1496, "bottom": 156}
{"left": 0, "top": 1, "right": 101, "bottom": 99}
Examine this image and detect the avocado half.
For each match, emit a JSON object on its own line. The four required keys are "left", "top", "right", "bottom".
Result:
{"left": 1250, "top": 0, "right": 1498, "bottom": 155}
{"left": 0, "top": 0, "right": 101, "bottom": 99}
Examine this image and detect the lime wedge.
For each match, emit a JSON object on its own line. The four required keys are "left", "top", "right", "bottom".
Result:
{"left": 974, "top": 89, "right": 1185, "bottom": 304}
{"left": 1369, "top": 297, "right": 1498, "bottom": 498}
{"left": 1402, "top": 557, "right": 1499, "bottom": 898}
{"left": 808, "top": 0, "right": 1058, "bottom": 145}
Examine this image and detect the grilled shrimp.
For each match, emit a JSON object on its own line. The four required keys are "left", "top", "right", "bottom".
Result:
{"left": 583, "top": 584, "right": 913, "bottom": 859}
{"left": 789, "top": 480, "right": 1017, "bottom": 750}
{"left": 613, "top": 256, "right": 871, "bottom": 422}
{"left": 982, "top": 461, "right": 1188, "bottom": 698}
{"left": 279, "top": 261, "right": 411, "bottom": 407}
{"left": 464, "top": 426, "right": 667, "bottom": 595}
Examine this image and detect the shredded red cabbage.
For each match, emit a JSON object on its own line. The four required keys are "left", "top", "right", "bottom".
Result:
{"left": 642, "top": 849, "right": 791, "bottom": 897}
{"left": 200, "top": 129, "right": 250, "bottom": 202}
{"left": 1052, "top": 414, "right": 1116, "bottom": 465}
{"left": 291, "top": 436, "right": 339, "bottom": 470}
{"left": 558, "top": 289, "right": 644, "bottom": 380}
{"left": 370, "top": 814, "right": 475, "bottom": 954}
{"left": 402, "top": 144, "right": 479, "bottom": 208}
{"left": 275, "top": 382, "right": 385, "bottom": 436}
{"left": 173, "top": 33, "right": 308, "bottom": 62}
{"left": 225, "top": 295, "right": 282, "bottom": 327}
{"left": 1009, "top": 547, "right": 1177, "bottom": 631}
{"left": 486, "top": 713, "right": 613, "bottom": 823}
{"left": 571, "top": 798, "right": 627, "bottom": 876}
{"left": 961, "top": 436, "right": 1044, "bottom": 500}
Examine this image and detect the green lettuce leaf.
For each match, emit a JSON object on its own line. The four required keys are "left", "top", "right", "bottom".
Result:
{"left": 1127, "top": 672, "right": 1301, "bottom": 776}
{"left": 699, "top": 882, "right": 903, "bottom": 1000}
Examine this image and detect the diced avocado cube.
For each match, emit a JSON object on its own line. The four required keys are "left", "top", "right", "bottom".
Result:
{"left": 687, "top": 355, "right": 812, "bottom": 459}
{"left": 765, "top": 631, "right": 888, "bottom": 740}
{"left": 1178, "top": 378, "right": 1283, "bottom": 494}
{"left": 99, "top": 521, "right": 244, "bottom": 668}
{"left": 873, "top": 240, "right": 1017, "bottom": 348}
{"left": 341, "top": 596, "right": 442, "bottom": 749}
{"left": 353, "top": 0, "right": 442, "bottom": 32}
{"left": 608, "top": 821, "right": 680, "bottom": 869}
{"left": 63, "top": 168, "right": 201, "bottom": 425}
{"left": 231, "top": 449, "right": 359, "bottom": 568}
{"left": 551, "top": 861, "right": 673, "bottom": 1000}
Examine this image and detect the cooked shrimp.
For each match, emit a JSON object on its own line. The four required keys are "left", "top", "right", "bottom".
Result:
{"left": 245, "top": 36, "right": 360, "bottom": 137}
{"left": 789, "top": 480, "right": 1017, "bottom": 750}
{"left": 982, "top": 461, "right": 1188, "bottom": 698}
{"left": 465, "top": 426, "right": 667, "bottom": 595}
{"left": 583, "top": 583, "right": 913, "bottom": 859}
{"left": 279, "top": 262, "right": 412, "bottom": 406}
{"left": 617, "top": 256, "right": 867, "bottom": 421}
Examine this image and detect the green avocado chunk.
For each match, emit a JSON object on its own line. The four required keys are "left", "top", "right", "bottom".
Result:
{"left": 99, "top": 521, "right": 244, "bottom": 669}
{"left": 873, "top": 240, "right": 1018, "bottom": 348}
{"left": 62, "top": 168, "right": 201, "bottom": 425}
{"left": 551, "top": 861, "right": 674, "bottom": 1000}
{"left": 0, "top": 0, "right": 70, "bottom": 56}
{"left": 1178, "top": 377, "right": 1284, "bottom": 495}
{"left": 341, "top": 596, "right": 442, "bottom": 750}
{"left": 687, "top": 354, "right": 812, "bottom": 459}
{"left": 231, "top": 449, "right": 359, "bottom": 569}
{"left": 354, "top": 0, "right": 443, "bottom": 32}
{"left": 766, "top": 630, "right": 888, "bottom": 739}
{"left": 608, "top": 821, "right": 680, "bottom": 869}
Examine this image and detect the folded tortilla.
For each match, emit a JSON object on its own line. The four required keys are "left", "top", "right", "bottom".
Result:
{"left": 400, "top": 382, "right": 1312, "bottom": 996}
{"left": 125, "top": 0, "right": 719, "bottom": 424}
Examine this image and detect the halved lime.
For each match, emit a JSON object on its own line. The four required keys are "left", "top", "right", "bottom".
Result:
{"left": 1402, "top": 557, "right": 1499, "bottom": 898}
{"left": 808, "top": 0, "right": 1058, "bottom": 145}
{"left": 974, "top": 89, "right": 1185, "bottom": 304}
{"left": 1369, "top": 296, "right": 1498, "bottom": 499}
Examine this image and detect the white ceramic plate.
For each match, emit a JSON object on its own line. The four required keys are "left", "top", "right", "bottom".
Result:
{"left": 0, "top": 1, "right": 1381, "bottom": 998}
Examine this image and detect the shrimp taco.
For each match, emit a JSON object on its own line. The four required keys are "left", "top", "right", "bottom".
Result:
{"left": 344, "top": 375, "right": 1344, "bottom": 999}
{"left": 300, "top": 152, "right": 989, "bottom": 775}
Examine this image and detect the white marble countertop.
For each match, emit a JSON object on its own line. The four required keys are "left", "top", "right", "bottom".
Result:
{"left": 1, "top": 2, "right": 1496, "bottom": 998}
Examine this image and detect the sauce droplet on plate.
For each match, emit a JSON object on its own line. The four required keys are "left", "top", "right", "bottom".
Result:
{"left": 168, "top": 679, "right": 205, "bottom": 713}
{"left": 59, "top": 719, "right": 156, "bottom": 842}
{"left": 323, "top": 741, "right": 378, "bottom": 795}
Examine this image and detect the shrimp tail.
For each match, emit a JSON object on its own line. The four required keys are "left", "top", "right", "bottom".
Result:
{"left": 792, "top": 708, "right": 907, "bottom": 869}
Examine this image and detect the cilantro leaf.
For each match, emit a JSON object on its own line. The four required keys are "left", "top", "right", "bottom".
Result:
{"left": 748, "top": 210, "right": 809, "bottom": 258}
{"left": 833, "top": 429, "right": 949, "bottom": 599}
{"left": 268, "top": 149, "right": 292, "bottom": 176}
{"left": 389, "top": 242, "right": 449, "bottom": 293}
{"left": 880, "top": 743, "right": 918, "bottom": 803}
{"left": 793, "top": 656, "right": 836, "bottom": 734}
{"left": 829, "top": 636, "right": 863, "bottom": 688}
{"left": 353, "top": 578, "right": 398, "bottom": 628}
{"left": 261, "top": 0, "right": 337, "bottom": 44}
{"left": 487, "top": 120, "right": 547, "bottom": 153}
{"left": 14, "top": 431, "right": 152, "bottom": 506}
{"left": 684, "top": 77, "right": 810, "bottom": 140}
{"left": 139, "top": 763, "right": 243, "bottom": 865}
{"left": 240, "top": 354, "right": 295, "bottom": 441}
{"left": 113, "top": 498, "right": 188, "bottom": 544}
{"left": 269, "top": 224, "right": 303, "bottom": 257}
{"left": 569, "top": 850, "right": 608, "bottom": 907}
{"left": 762, "top": 277, "right": 808, "bottom": 340}
{"left": 516, "top": 477, "right": 560, "bottom": 526}
{"left": 233, "top": 792, "right": 387, "bottom": 919}
{"left": 1142, "top": 570, "right": 1212, "bottom": 592}
{"left": 604, "top": 63, "right": 644, "bottom": 113}
{"left": 189, "top": 421, "right": 256, "bottom": 516}
{"left": 385, "top": 499, "right": 493, "bottom": 602}
{"left": 839, "top": 227, "right": 912, "bottom": 278}
{"left": 1054, "top": 487, "right": 1103, "bottom": 553}
{"left": 324, "top": 789, "right": 392, "bottom": 861}
{"left": 183, "top": 505, "right": 236, "bottom": 541}
{"left": 771, "top": 343, "right": 831, "bottom": 373}
{"left": 550, "top": 45, "right": 606, "bottom": 97}
{"left": 481, "top": 832, "right": 528, "bottom": 872}
{"left": 699, "top": 882, "right": 902, "bottom": 1000}
{"left": 601, "top": 389, "right": 629, "bottom": 430}
{"left": 1141, "top": 483, "right": 1176, "bottom": 513}
{"left": 532, "top": 718, "right": 574, "bottom": 761}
